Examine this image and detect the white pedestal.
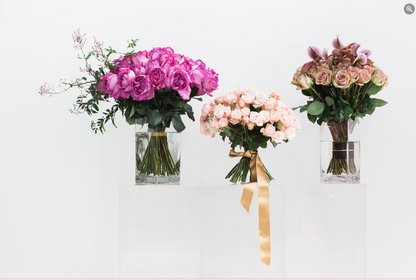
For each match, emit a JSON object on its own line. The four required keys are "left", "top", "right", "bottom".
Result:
{"left": 119, "top": 183, "right": 366, "bottom": 278}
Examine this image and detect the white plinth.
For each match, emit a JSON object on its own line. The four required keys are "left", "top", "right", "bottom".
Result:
{"left": 119, "top": 183, "right": 366, "bottom": 278}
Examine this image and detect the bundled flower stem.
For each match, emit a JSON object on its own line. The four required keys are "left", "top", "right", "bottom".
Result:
{"left": 225, "top": 155, "right": 274, "bottom": 183}
{"left": 326, "top": 120, "right": 357, "bottom": 176}
{"left": 136, "top": 128, "right": 180, "bottom": 177}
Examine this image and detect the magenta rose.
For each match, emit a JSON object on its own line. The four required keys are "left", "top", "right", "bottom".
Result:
{"left": 132, "top": 75, "right": 155, "bottom": 101}
{"left": 148, "top": 67, "right": 167, "bottom": 90}
{"left": 131, "top": 50, "right": 149, "bottom": 68}
{"left": 201, "top": 68, "right": 219, "bottom": 96}
{"left": 118, "top": 68, "right": 136, "bottom": 99}
{"left": 167, "top": 66, "right": 192, "bottom": 100}
{"left": 102, "top": 72, "right": 120, "bottom": 99}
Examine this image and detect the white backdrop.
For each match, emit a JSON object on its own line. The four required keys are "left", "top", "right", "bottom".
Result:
{"left": 0, "top": 0, "right": 415, "bottom": 277}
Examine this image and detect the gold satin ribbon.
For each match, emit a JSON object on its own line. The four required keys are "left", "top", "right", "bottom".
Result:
{"left": 150, "top": 132, "right": 167, "bottom": 137}
{"left": 229, "top": 149, "right": 271, "bottom": 266}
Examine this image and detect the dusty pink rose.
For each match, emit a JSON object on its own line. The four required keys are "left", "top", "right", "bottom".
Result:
{"left": 363, "top": 65, "right": 375, "bottom": 75}
{"left": 371, "top": 68, "right": 388, "bottom": 86}
{"left": 337, "top": 63, "right": 349, "bottom": 70}
{"left": 249, "top": 112, "right": 263, "bottom": 126}
{"left": 241, "top": 107, "right": 251, "bottom": 116}
{"left": 347, "top": 66, "right": 360, "bottom": 81}
{"left": 291, "top": 73, "right": 312, "bottom": 90}
{"left": 271, "top": 131, "right": 285, "bottom": 143}
{"left": 356, "top": 69, "right": 371, "bottom": 86}
{"left": 219, "top": 118, "right": 229, "bottom": 128}
{"left": 315, "top": 70, "right": 332, "bottom": 86}
{"left": 260, "top": 123, "right": 276, "bottom": 137}
{"left": 333, "top": 70, "right": 351, "bottom": 88}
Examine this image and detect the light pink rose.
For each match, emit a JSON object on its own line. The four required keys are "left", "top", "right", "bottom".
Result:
{"left": 238, "top": 99, "right": 245, "bottom": 108}
{"left": 224, "top": 92, "right": 238, "bottom": 105}
{"left": 200, "top": 114, "right": 208, "bottom": 122}
{"left": 347, "top": 66, "right": 360, "bottom": 81}
{"left": 333, "top": 70, "right": 351, "bottom": 88}
{"left": 253, "top": 91, "right": 269, "bottom": 108}
{"left": 241, "top": 94, "right": 253, "bottom": 104}
{"left": 294, "top": 118, "right": 301, "bottom": 130}
{"left": 212, "top": 119, "right": 220, "bottom": 129}
{"left": 271, "top": 131, "right": 285, "bottom": 143}
{"left": 270, "top": 92, "right": 280, "bottom": 100}
{"left": 219, "top": 118, "right": 229, "bottom": 128}
{"left": 315, "top": 70, "right": 332, "bottom": 86}
{"left": 281, "top": 113, "right": 293, "bottom": 128}
{"left": 371, "top": 68, "right": 388, "bottom": 87}
{"left": 214, "top": 107, "right": 225, "bottom": 119}
{"left": 277, "top": 121, "right": 286, "bottom": 131}
{"left": 249, "top": 112, "right": 263, "bottom": 126}
{"left": 247, "top": 122, "right": 255, "bottom": 130}
{"left": 260, "top": 110, "right": 270, "bottom": 123}
{"left": 284, "top": 127, "right": 297, "bottom": 140}
{"left": 241, "top": 107, "right": 251, "bottom": 116}
{"left": 231, "top": 109, "right": 242, "bottom": 120}
{"left": 260, "top": 123, "right": 276, "bottom": 137}
{"left": 229, "top": 118, "right": 239, "bottom": 125}
{"left": 263, "top": 98, "right": 276, "bottom": 110}
{"left": 356, "top": 69, "right": 371, "bottom": 86}
{"left": 201, "top": 103, "right": 212, "bottom": 115}
{"left": 214, "top": 96, "right": 224, "bottom": 104}
{"left": 269, "top": 110, "right": 280, "bottom": 123}
{"left": 200, "top": 123, "right": 207, "bottom": 135}
{"left": 242, "top": 116, "right": 250, "bottom": 124}
{"left": 223, "top": 106, "right": 232, "bottom": 117}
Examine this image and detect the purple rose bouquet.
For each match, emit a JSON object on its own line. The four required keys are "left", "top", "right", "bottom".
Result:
{"left": 40, "top": 30, "right": 218, "bottom": 179}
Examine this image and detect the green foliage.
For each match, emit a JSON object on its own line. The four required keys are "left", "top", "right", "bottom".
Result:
{"left": 294, "top": 81, "right": 388, "bottom": 125}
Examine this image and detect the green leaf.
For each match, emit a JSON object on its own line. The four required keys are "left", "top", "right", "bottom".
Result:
{"left": 367, "top": 84, "right": 383, "bottom": 95}
{"left": 370, "top": 98, "right": 388, "bottom": 107}
{"left": 299, "top": 105, "right": 308, "bottom": 113}
{"left": 335, "top": 107, "right": 343, "bottom": 119}
{"left": 172, "top": 114, "right": 186, "bottom": 133}
{"left": 328, "top": 87, "right": 337, "bottom": 98}
{"left": 366, "top": 102, "right": 375, "bottom": 115}
{"left": 128, "top": 107, "right": 136, "bottom": 119}
{"left": 151, "top": 110, "right": 163, "bottom": 125}
{"left": 135, "top": 107, "right": 146, "bottom": 115}
{"left": 307, "top": 113, "right": 317, "bottom": 123}
{"left": 343, "top": 106, "right": 353, "bottom": 119}
{"left": 307, "top": 101, "right": 325, "bottom": 116}
{"left": 325, "top": 96, "right": 334, "bottom": 106}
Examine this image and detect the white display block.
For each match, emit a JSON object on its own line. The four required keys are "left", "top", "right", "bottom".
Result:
{"left": 283, "top": 184, "right": 366, "bottom": 278}
{"left": 119, "top": 183, "right": 366, "bottom": 278}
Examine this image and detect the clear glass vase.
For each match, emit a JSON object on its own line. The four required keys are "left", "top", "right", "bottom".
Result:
{"left": 135, "top": 121, "right": 181, "bottom": 184}
{"left": 320, "top": 119, "right": 360, "bottom": 183}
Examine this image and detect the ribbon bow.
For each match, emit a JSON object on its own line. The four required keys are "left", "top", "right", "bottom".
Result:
{"left": 229, "top": 149, "right": 271, "bottom": 266}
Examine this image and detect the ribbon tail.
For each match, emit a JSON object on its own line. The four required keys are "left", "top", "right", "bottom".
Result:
{"left": 256, "top": 155, "right": 271, "bottom": 266}
{"left": 240, "top": 182, "right": 256, "bottom": 213}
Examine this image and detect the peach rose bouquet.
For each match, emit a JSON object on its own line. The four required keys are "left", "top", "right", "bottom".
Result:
{"left": 201, "top": 88, "right": 300, "bottom": 183}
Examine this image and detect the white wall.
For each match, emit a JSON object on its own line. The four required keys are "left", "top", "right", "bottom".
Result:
{"left": 0, "top": 0, "right": 415, "bottom": 277}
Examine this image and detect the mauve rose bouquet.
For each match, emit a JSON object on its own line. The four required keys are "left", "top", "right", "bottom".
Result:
{"left": 201, "top": 88, "right": 300, "bottom": 183}
{"left": 291, "top": 36, "right": 388, "bottom": 176}
{"left": 40, "top": 30, "right": 218, "bottom": 179}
